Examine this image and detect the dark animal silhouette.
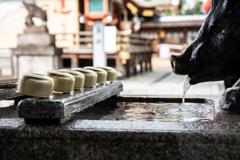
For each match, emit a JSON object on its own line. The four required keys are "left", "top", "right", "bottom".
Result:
{"left": 170, "top": 0, "right": 240, "bottom": 111}
{"left": 23, "top": 1, "right": 47, "bottom": 26}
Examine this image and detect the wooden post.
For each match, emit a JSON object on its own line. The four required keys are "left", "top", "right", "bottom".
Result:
{"left": 183, "top": 28, "right": 188, "bottom": 44}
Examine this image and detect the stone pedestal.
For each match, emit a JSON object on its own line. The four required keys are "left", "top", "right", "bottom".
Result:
{"left": 12, "top": 27, "right": 62, "bottom": 77}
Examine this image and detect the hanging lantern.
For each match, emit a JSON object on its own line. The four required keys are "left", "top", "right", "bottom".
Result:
{"left": 84, "top": 0, "right": 113, "bottom": 20}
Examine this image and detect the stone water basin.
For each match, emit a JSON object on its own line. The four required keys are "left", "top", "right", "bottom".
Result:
{"left": 1, "top": 96, "right": 240, "bottom": 159}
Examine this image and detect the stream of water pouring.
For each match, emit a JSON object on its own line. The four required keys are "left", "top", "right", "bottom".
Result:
{"left": 182, "top": 77, "right": 191, "bottom": 105}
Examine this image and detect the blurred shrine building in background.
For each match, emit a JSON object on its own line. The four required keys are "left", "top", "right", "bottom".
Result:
{"left": 0, "top": 0, "right": 205, "bottom": 79}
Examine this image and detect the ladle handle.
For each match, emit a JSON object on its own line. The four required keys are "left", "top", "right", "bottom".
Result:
{"left": 0, "top": 83, "right": 17, "bottom": 88}
{"left": 0, "top": 78, "right": 18, "bottom": 89}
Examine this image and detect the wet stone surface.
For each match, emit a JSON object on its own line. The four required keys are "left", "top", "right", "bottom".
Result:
{"left": 0, "top": 88, "right": 24, "bottom": 100}
{"left": 0, "top": 96, "right": 240, "bottom": 159}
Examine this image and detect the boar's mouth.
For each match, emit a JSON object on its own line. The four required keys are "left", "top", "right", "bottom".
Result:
{"left": 188, "top": 70, "right": 207, "bottom": 85}
{"left": 174, "top": 61, "right": 226, "bottom": 85}
{"left": 171, "top": 54, "right": 223, "bottom": 85}
{"left": 171, "top": 54, "right": 202, "bottom": 84}
{"left": 188, "top": 66, "right": 228, "bottom": 85}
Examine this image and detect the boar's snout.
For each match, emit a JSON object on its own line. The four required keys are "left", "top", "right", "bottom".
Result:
{"left": 170, "top": 44, "right": 202, "bottom": 85}
{"left": 170, "top": 54, "right": 191, "bottom": 75}
{"left": 170, "top": 54, "right": 180, "bottom": 74}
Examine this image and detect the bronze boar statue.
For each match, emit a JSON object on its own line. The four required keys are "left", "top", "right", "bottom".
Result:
{"left": 23, "top": 1, "right": 47, "bottom": 27}
{"left": 170, "top": 0, "right": 240, "bottom": 111}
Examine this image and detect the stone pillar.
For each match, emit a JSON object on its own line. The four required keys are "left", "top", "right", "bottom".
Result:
{"left": 11, "top": 26, "right": 62, "bottom": 77}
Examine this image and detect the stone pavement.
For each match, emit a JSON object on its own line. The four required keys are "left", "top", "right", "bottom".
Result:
{"left": 120, "top": 68, "right": 225, "bottom": 96}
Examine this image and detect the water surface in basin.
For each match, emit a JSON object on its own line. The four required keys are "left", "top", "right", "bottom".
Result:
{"left": 101, "top": 102, "right": 213, "bottom": 122}
{"left": 70, "top": 101, "right": 214, "bottom": 122}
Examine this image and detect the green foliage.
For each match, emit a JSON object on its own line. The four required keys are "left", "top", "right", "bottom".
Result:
{"left": 165, "top": 10, "right": 172, "bottom": 16}
{"left": 179, "top": 0, "right": 204, "bottom": 15}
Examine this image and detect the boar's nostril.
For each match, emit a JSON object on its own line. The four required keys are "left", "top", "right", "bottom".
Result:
{"left": 170, "top": 55, "right": 177, "bottom": 70}
{"left": 171, "top": 59, "right": 176, "bottom": 70}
